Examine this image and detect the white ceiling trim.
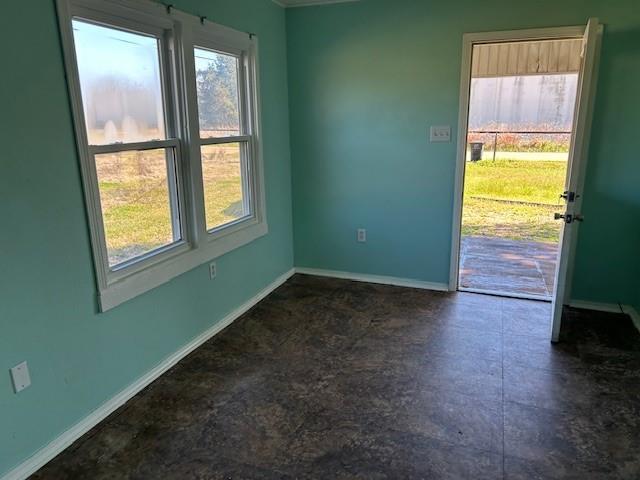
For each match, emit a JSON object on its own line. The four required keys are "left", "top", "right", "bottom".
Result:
{"left": 272, "top": 0, "right": 360, "bottom": 8}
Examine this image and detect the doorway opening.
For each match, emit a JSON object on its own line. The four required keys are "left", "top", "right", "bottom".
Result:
{"left": 450, "top": 20, "right": 601, "bottom": 341}
{"left": 458, "top": 38, "right": 582, "bottom": 301}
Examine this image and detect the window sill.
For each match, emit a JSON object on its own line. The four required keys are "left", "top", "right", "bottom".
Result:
{"left": 98, "top": 220, "right": 268, "bottom": 311}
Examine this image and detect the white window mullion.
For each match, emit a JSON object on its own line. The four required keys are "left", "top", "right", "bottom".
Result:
{"left": 180, "top": 29, "right": 209, "bottom": 245}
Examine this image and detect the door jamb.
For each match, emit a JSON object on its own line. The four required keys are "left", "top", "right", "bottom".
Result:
{"left": 448, "top": 25, "right": 587, "bottom": 292}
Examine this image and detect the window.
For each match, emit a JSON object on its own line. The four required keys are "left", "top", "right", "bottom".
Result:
{"left": 72, "top": 20, "right": 183, "bottom": 268}
{"left": 57, "top": 0, "right": 266, "bottom": 310}
{"left": 193, "top": 47, "right": 251, "bottom": 231}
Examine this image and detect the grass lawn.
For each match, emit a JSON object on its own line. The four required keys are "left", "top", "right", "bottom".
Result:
{"left": 97, "top": 147, "right": 244, "bottom": 266}
{"left": 462, "top": 159, "right": 567, "bottom": 243}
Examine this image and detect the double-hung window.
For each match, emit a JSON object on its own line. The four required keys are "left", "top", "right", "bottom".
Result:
{"left": 71, "top": 16, "right": 186, "bottom": 271}
{"left": 193, "top": 46, "right": 251, "bottom": 232}
{"left": 57, "top": 0, "right": 266, "bottom": 310}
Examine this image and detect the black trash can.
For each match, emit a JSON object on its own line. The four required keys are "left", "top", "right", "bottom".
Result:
{"left": 470, "top": 142, "right": 484, "bottom": 161}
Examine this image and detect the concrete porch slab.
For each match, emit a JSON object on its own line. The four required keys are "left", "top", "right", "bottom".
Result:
{"left": 459, "top": 236, "right": 558, "bottom": 299}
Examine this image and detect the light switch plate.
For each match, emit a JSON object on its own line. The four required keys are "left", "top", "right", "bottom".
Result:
{"left": 10, "top": 361, "right": 31, "bottom": 393}
{"left": 430, "top": 125, "right": 451, "bottom": 142}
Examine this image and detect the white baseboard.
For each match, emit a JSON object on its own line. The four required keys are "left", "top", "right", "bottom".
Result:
{"left": 2, "top": 268, "right": 295, "bottom": 480}
{"left": 569, "top": 299, "right": 624, "bottom": 313}
{"left": 295, "top": 267, "right": 450, "bottom": 292}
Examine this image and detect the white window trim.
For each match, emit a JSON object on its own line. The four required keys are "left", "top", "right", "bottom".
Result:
{"left": 56, "top": 0, "right": 267, "bottom": 311}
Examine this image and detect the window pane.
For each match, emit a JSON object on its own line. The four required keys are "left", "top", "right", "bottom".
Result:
{"left": 95, "top": 149, "right": 179, "bottom": 267}
{"left": 194, "top": 48, "right": 241, "bottom": 138}
{"left": 72, "top": 20, "right": 166, "bottom": 145}
{"left": 201, "top": 143, "right": 248, "bottom": 230}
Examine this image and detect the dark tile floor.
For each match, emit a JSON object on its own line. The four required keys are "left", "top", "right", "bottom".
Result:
{"left": 32, "top": 275, "right": 640, "bottom": 479}
{"left": 459, "top": 236, "right": 558, "bottom": 299}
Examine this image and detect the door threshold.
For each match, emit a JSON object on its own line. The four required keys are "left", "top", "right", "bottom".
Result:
{"left": 458, "top": 286, "right": 552, "bottom": 303}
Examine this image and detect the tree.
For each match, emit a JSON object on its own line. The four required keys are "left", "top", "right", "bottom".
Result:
{"left": 196, "top": 55, "right": 239, "bottom": 132}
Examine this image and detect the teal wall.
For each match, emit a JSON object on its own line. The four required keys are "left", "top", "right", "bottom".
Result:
{"left": 286, "top": 0, "right": 640, "bottom": 305}
{"left": 3, "top": 0, "right": 640, "bottom": 476}
{"left": 0, "top": 0, "right": 292, "bottom": 476}
{"left": 570, "top": 15, "right": 640, "bottom": 306}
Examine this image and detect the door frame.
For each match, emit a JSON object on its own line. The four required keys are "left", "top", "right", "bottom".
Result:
{"left": 448, "top": 24, "right": 601, "bottom": 301}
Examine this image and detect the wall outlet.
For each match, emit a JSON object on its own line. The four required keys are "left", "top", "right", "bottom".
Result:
{"left": 208, "top": 262, "right": 217, "bottom": 280}
{"left": 10, "top": 361, "right": 31, "bottom": 393}
{"left": 357, "top": 228, "right": 367, "bottom": 243}
{"left": 430, "top": 125, "right": 451, "bottom": 142}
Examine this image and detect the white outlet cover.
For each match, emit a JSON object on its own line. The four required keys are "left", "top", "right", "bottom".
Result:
{"left": 430, "top": 125, "right": 451, "bottom": 142}
{"left": 10, "top": 361, "right": 31, "bottom": 393}
{"left": 357, "top": 229, "right": 367, "bottom": 243}
{"left": 209, "top": 262, "right": 217, "bottom": 280}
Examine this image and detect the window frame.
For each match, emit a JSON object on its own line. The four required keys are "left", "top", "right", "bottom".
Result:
{"left": 185, "top": 31, "right": 261, "bottom": 238}
{"left": 56, "top": 0, "right": 267, "bottom": 311}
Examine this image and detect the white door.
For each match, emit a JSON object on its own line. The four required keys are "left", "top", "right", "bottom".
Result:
{"left": 550, "top": 18, "right": 601, "bottom": 342}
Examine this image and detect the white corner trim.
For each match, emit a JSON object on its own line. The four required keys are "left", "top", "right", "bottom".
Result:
{"left": 621, "top": 305, "right": 640, "bottom": 333}
{"left": 1, "top": 268, "right": 295, "bottom": 480}
{"left": 295, "top": 267, "right": 450, "bottom": 292}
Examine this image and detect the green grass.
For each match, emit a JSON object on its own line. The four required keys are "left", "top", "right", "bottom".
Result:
{"left": 96, "top": 147, "right": 243, "bottom": 266}
{"left": 462, "top": 159, "right": 567, "bottom": 243}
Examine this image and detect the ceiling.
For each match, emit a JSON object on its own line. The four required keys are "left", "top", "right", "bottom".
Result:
{"left": 273, "top": 0, "right": 360, "bottom": 7}
{"left": 472, "top": 39, "right": 583, "bottom": 78}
